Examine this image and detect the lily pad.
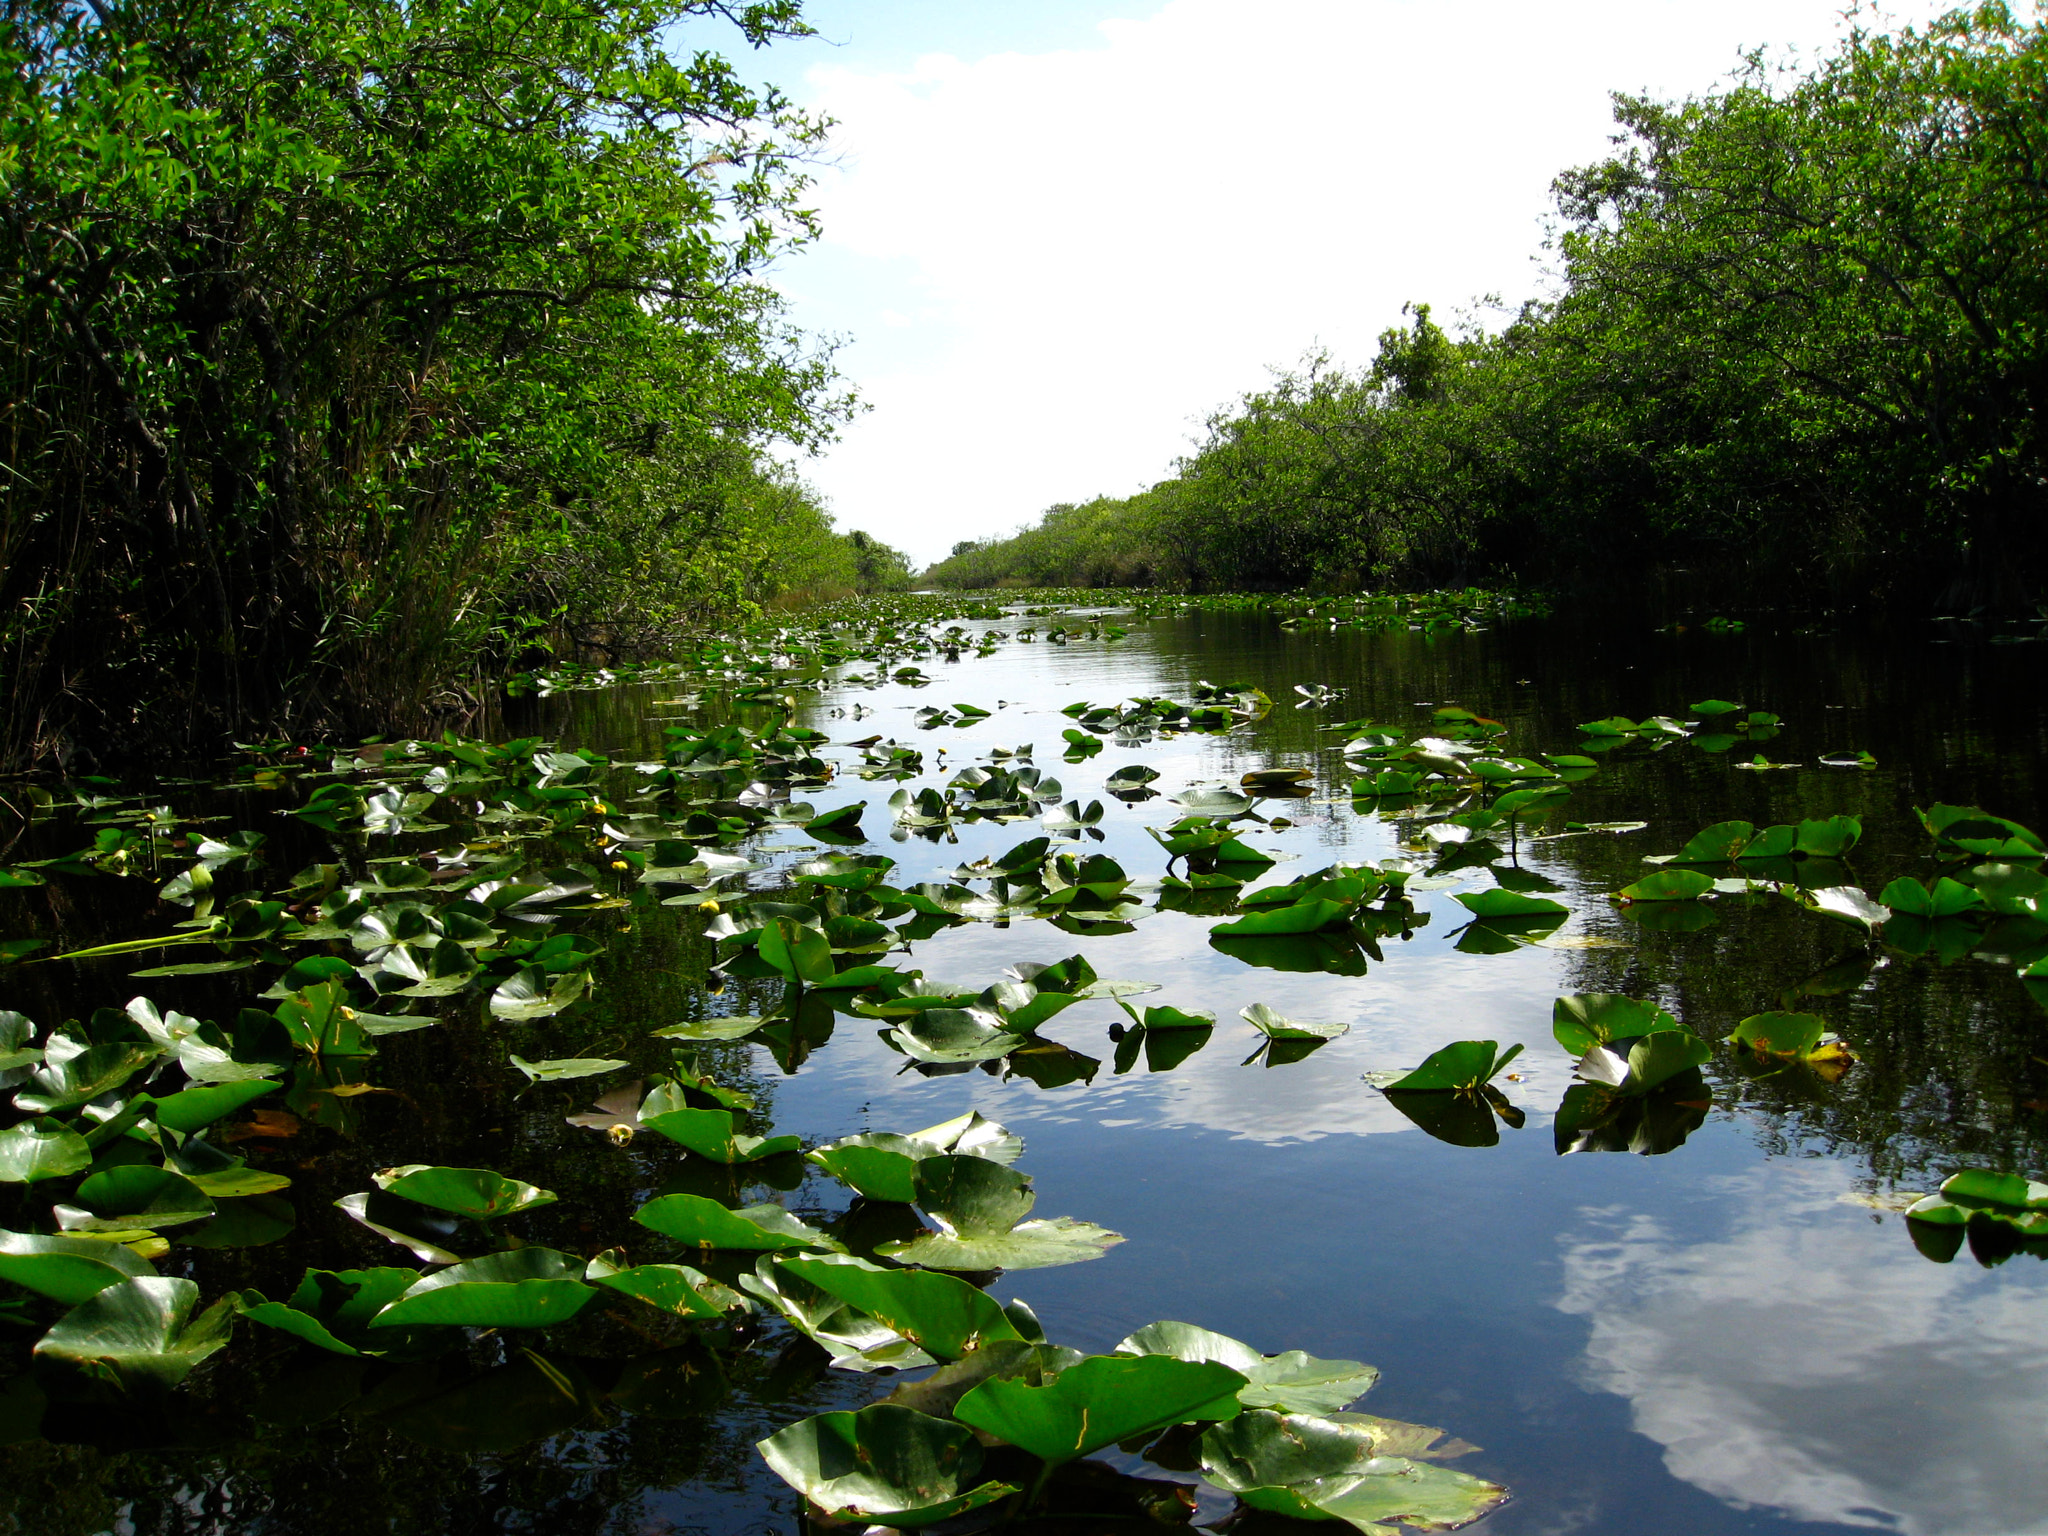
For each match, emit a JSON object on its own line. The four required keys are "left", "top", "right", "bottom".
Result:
{"left": 583, "top": 1253, "right": 743, "bottom": 1318}
{"left": 1198, "top": 1408, "right": 1380, "bottom": 1513}
{"left": 876, "top": 1155, "right": 1124, "bottom": 1271}
{"left": 1241, "top": 1004, "right": 1349, "bottom": 1041}
{"left": 66, "top": 1166, "right": 216, "bottom": 1230}
{"left": 1453, "top": 889, "right": 1568, "bottom": 921}
{"left": 954, "top": 1353, "right": 1246, "bottom": 1467}
{"left": 0, "top": 1118, "right": 92, "bottom": 1184}
{"left": 1120, "top": 1321, "right": 1380, "bottom": 1414}
{"left": 1304, "top": 1457, "right": 1512, "bottom": 1532}
{"left": 509, "top": 1053, "right": 629, "bottom": 1082}
{"left": 740, "top": 1257, "right": 937, "bottom": 1372}
{"left": 885, "top": 1008, "right": 1035, "bottom": 1065}
{"left": 0, "top": 1230, "right": 155, "bottom": 1305}
{"left": 1880, "top": 876, "right": 1986, "bottom": 919}
{"left": 33, "top": 1276, "right": 235, "bottom": 1397}
{"left": 776, "top": 1254, "right": 1023, "bottom": 1360}
{"left": 1618, "top": 869, "right": 1713, "bottom": 903}
{"left": 372, "top": 1165, "right": 559, "bottom": 1222}
{"left": 808, "top": 1110, "right": 1024, "bottom": 1202}
{"left": 333, "top": 1191, "right": 470, "bottom": 1265}
{"left": 1551, "top": 994, "right": 1682, "bottom": 1056}
{"left": 240, "top": 1267, "right": 421, "bottom": 1355}
{"left": 633, "top": 1194, "right": 843, "bottom": 1252}
{"left": 1724, "top": 1011, "right": 1852, "bottom": 1065}
{"left": 757, "top": 1403, "right": 1019, "bottom": 1528}
{"left": 642, "top": 1104, "right": 802, "bottom": 1164}
{"left": 489, "top": 966, "right": 590, "bottom": 1020}
{"left": 1575, "top": 1031, "right": 1712, "bottom": 1094}
{"left": 369, "top": 1247, "right": 596, "bottom": 1330}
{"left": 1214, "top": 900, "right": 1354, "bottom": 937}
{"left": 1374, "top": 1040, "right": 1522, "bottom": 1094}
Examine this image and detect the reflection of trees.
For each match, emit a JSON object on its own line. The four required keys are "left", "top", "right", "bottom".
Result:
{"left": 1554, "top": 895, "right": 2048, "bottom": 1185}
{"left": 1145, "top": 609, "right": 2048, "bottom": 1187}
{"left": 0, "top": 1328, "right": 872, "bottom": 1536}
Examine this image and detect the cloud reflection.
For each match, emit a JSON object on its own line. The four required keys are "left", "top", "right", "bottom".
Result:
{"left": 1556, "top": 1167, "right": 2048, "bottom": 1534}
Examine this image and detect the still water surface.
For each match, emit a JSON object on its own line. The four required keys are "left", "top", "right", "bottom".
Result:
{"left": 540, "top": 606, "right": 2048, "bottom": 1536}
{"left": 9, "top": 605, "right": 2048, "bottom": 1536}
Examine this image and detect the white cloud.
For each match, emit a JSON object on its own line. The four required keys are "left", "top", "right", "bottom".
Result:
{"left": 1557, "top": 1166, "right": 2048, "bottom": 1534}
{"left": 771, "top": 0, "right": 1956, "bottom": 563}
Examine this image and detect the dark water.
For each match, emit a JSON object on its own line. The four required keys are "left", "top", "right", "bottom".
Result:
{"left": 4, "top": 606, "right": 2047, "bottom": 1536}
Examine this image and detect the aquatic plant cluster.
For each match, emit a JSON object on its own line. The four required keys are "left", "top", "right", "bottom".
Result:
{"left": 1, "top": 590, "right": 2044, "bottom": 1529}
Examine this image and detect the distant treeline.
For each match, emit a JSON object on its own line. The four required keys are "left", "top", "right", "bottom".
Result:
{"left": 926, "top": 7, "right": 2048, "bottom": 607}
{"left": 1, "top": 0, "right": 908, "bottom": 769}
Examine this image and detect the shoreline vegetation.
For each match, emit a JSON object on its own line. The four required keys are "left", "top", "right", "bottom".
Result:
{"left": 8, "top": 2, "right": 2045, "bottom": 771}
{"left": 923, "top": 7, "right": 2048, "bottom": 613}
{"left": 1, "top": 0, "right": 912, "bottom": 773}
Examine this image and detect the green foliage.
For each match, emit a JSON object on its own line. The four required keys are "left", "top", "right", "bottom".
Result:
{"left": 925, "top": 11, "right": 2048, "bottom": 607}
{"left": 0, "top": 0, "right": 894, "bottom": 766}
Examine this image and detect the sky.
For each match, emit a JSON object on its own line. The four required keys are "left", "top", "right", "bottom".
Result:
{"left": 736, "top": 1, "right": 1957, "bottom": 566}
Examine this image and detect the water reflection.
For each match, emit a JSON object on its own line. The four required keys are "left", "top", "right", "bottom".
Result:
{"left": 8, "top": 602, "right": 2048, "bottom": 1533}
{"left": 1556, "top": 1164, "right": 2048, "bottom": 1535}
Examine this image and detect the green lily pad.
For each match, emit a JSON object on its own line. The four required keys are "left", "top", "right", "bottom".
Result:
{"left": 13, "top": 1039, "right": 159, "bottom": 1113}
{"left": 633, "top": 1193, "right": 844, "bottom": 1252}
{"left": 1917, "top": 804, "right": 2046, "bottom": 859}
{"left": 1575, "top": 1031, "right": 1712, "bottom": 1094}
{"left": 0, "top": 1118, "right": 92, "bottom": 1183}
{"left": 1199, "top": 1407, "right": 1380, "bottom": 1513}
{"left": 489, "top": 966, "right": 590, "bottom": 1020}
{"left": 1618, "top": 869, "right": 1714, "bottom": 902}
{"left": 1551, "top": 994, "right": 1682, "bottom": 1056}
{"left": 1660, "top": 820, "right": 1756, "bottom": 864}
{"left": 1241, "top": 1003, "right": 1349, "bottom": 1041}
{"left": 0, "top": 1230, "right": 155, "bottom": 1305}
{"left": 241, "top": 1267, "right": 422, "bottom": 1355}
{"left": 739, "top": 1257, "right": 937, "bottom": 1372}
{"left": 955, "top": 1353, "right": 1246, "bottom": 1467}
{"left": 179, "top": 1192, "right": 297, "bottom": 1249}
{"left": 650, "top": 1014, "right": 769, "bottom": 1041}
{"left": 806, "top": 1111, "right": 1023, "bottom": 1204}
{"left": 777, "top": 1254, "right": 1023, "bottom": 1361}
{"left": 1303, "top": 1457, "right": 1511, "bottom": 1532}
{"left": 33, "top": 1276, "right": 235, "bottom": 1397}
{"left": 1121, "top": 1321, "right": 1380, "bottom": 1414}
{"left": 1214, "top": 900, "right": 1354, "bottom": 937}
{"left": 1725, "top": 1012, "right": 1853, "bottom": 1065}
{"left": 757, "top": 1403, "right": 1019, "bottom": 1528}
{"left": 885, "top": 1008, "right": 1034, "bottom": 1065}
{"left": 373, "top": 1165, "right": 559, "bottom": 1222}
{"left": 583, "top": 1253, "right": 742, "bottom": 1318}
{"left": 1453, "top": 889, "right": 1567, "bottom": 920}
{"left": 149, "top": 1078, "right": 280, "bottom": 1136}
{"left": 334, "top": 1190, "right": 470, "bottom": 1264}
{"left": 805, "top": 1135, "right": 934, "bottom": 1203}
{"left": 272, "top": 981, "right": 374, "bottom": 1057}
{"left": 1880, "top": 876, "right": 1986, "bottom": 919}
{"left": 1374, "top": 1040, "right": 1522, "bottom": 1094}
{"left": 759, "top": 918, "right": 838, "bottom": 986}
{"left": 369, "top": 1247, "right": 596, "bottom": 1331}
{"left": 642, "top": 1104, "right": 803, "bottom": 1164}
{"left": 509, "top": 1053, "right": 628, "bottom": 1082}
{"left": 876, "top": 1155, "right": 1123, "bottom": 1271}
{"left": 67, "top": 1166, "right": 216, "bottom": 1230}
{"left": 1794, "top": 814, "right": 1862, "bottom": 857}
{"left": 1796, "top": 885, "right": 1889, "bottom": 931}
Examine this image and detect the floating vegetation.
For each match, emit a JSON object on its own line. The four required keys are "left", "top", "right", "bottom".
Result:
{"left": 3, "top": 589, "right": 2046, "bottom": 1529}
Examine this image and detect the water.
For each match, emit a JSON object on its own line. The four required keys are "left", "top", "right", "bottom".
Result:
{"left": 4, "top": 603, "right": 2046, "bottom": 1536}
